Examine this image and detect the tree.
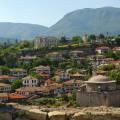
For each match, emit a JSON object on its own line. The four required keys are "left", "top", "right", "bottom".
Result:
{"left": 72, "top": 36, "right": 83, "bottom": 43}
{"left": 107, "top": 71, "right": 120, "bottom": 83}
{"left": 60, "top": 36, "right": 67, "bottom": 43}
{"left": 115, "top": 37, "right": 120, "bottom": 45}
{"left": 11, "top": 79, "right": 22, "bottom": 90}
{"left": 61, "top": 93, "right": 69, "bottom": 102}
{"left": 99, "top": 34, "right": 105, "bottom": 39}
{"left": 32, "top": 57, "right": 51, "bottom": 67}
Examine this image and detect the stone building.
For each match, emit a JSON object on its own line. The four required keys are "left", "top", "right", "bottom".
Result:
{"left": 76, "top": 75, "right": 120, "bottom": 107}
{"left": 34, "top": 36, "right": 59, "bottom": 49}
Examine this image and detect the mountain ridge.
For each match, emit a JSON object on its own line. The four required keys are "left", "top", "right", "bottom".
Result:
{"left": 0, "top": 22, "right": 48, "bottom": 40}
{"left": 45, "top": 7, "right": 120, "bottom": 36}
{"left": 0, "top": 7, "right": 120, "bottom": 40}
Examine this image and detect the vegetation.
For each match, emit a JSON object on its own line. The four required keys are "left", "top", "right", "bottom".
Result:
{"left": 11, "top": 79, "right": 22, "bottom": 90}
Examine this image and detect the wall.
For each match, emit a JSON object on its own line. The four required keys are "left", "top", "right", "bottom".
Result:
{"left": 76, "top": 90, "right": 120, "bottom": 107}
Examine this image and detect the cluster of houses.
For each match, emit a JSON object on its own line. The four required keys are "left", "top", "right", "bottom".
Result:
{"left": 0, "top": 65, "right": 84, "bottom": 103}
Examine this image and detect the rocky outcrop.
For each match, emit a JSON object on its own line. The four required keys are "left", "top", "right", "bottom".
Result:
{"left": 0, "top": 111, "right": 12, "bottom": 120}
{"left": 0, "top": 106, "right": 120, "bottom": 120}
{"left": 48, "top": 111, "right": 66, "bottom": 120}
{"left": 73, "top": 111, "right": 120, "bottom": 120}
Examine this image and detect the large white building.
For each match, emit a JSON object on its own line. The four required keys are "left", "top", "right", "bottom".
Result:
{"left": 22, "top": 76, "right": 39, "bottom": 87}
{"left": 34, "top": 36, "right": 59, "bottom": 49}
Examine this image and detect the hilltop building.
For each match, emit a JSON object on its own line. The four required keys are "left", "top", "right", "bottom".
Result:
{"left": 34, "top": 36, "right": 59, "bottom": 49}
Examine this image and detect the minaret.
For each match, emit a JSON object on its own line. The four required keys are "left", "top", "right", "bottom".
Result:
{"left": 92, "top": 56, "right": 97, "bottom": 76}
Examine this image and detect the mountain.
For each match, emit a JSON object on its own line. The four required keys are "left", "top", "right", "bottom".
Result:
{"left": 46, "top": 7, "right": 120, "bottom": 36}
{"left": 0, "top": 22, "right": 48, "bottom": 40}
{"left": 0, "top": 7, "right": 120, "bottom": 40}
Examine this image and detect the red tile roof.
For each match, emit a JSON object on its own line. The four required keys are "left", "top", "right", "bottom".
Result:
{"left": 8, "top": 93, "right": 26, "bottom": 99}
{"left": 44, "top": 79, "right": 55, "bottom": 85}
{"left": 112, "top": 47, "right": 120, "bottom": 51}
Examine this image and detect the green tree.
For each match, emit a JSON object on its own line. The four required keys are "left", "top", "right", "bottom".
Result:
{"left": 72, "top": 36, "right": 83, "bottom": 44}
{"left": 11, "top": 79, "right": 22, "bottom": 90}
{"left": 60, "top": 36, "right": 67, "bottom": 43}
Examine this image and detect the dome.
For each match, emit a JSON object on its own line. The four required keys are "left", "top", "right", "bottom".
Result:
{"left": 86, "top": 75, "right": 114, "bottom": 83}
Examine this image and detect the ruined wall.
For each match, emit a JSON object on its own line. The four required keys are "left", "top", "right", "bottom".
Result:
{"left": 76, "top": 90, "right": 120, "bottom": 107}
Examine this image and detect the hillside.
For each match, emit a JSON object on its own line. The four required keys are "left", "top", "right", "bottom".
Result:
{"left": 0, "top": 22, "right": 48, "bottom": 40}
{"left": 46, "top": 7, "right": 120, "bottom": 36}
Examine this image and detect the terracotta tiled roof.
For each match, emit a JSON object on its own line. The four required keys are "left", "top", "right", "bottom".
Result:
{"left": 112, "top": 60, "right": 120, "bottom": 63}
{"left": 112, "top": 47, "right": 120, "bottom": 51}
{"left": 0, "top": 83, "right": 11, "bottom": 87}
{"left": 22, "top": 76, "right": 37, "bottom": 80}
{"left": 0, "top": 93, "right": 8, "bottom": 98}
{"left": 44, "top": 79, "right": 55, "bottom": 85}
{"left": 16, "top": 86, "right": 50, "bottom": 93}
{"left": 96, "top": 46, "right": 109, "bottom": 50}
{"left": 64, "top": 80, "right": 83, "bottom": 85}
{"left": 8, "top": 93, "right": 26, "bottom": 99}
{"left": 0, "top": 75, "right": 16, "bottom": 80}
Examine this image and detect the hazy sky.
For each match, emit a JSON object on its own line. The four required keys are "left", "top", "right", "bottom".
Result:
{"left": 0, "top": 0, "right": 120, "bottom": 27}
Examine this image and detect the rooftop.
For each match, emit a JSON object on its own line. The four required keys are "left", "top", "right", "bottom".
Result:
{"left": 0, "top": 83, "right": 11, "bottom": 87}
{"left": 86, "top": 75, "right": 115, "bottom": 83}
{"left": 0, "top": 75, "right": 16, "bottom": 80}
{"left": 10, "top": 68, "right": 27, "bottom": 72}
{"left": 22, "top": 76, "right": 37, "bottom": 80}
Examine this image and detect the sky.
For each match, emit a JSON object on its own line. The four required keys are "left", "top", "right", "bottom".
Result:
{"left": 0, "top": 0, "right": 120, "bottom": 27}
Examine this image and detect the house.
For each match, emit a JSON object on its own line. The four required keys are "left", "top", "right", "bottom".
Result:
{"left": 16, "top": 86, "right": 51, "bottom": 97}
{"left": 0, "top": 83, "right": 11, "bottom": 92}
{"left": 77, "top": 75, "right": 120, "bottom": 107}
{"left": 9, "top": 68, "right": 27, "bottom": 78}
{"left": 8, "top": 93, "right": 27, "bottom": 102}
{"left": 55, "top": 69, "right": 70, "bottom": 81}
{"left": 111, "top": 60, "right": 120, "bottom": 67}
{"left": 18, "top": 56, "right": 36, "bottom": 64}
{"left": 0, "top": 93, "right": 26, "bottom": 103}
{"left": 69, "top": 50, "right": 84, "bottom": 58}
{"left": 44, "top": 79, "right": 55, "bottom": 86}
{"left": 34, "top": 36, "right": 59, "bottom": 49}
{"left": 22, "top": 76, "right": 39, "bottom": 87}
{"left": 16, "top": 86, "right": 40, "bottom": 97}
{"left": 0, "top": 75, "right": 17, "bottom": 83}
{"left": 34, "top": 65, "right": 51, "bottom": 75}
{"left": 0, "top": 93, "right": 8, "bottom": 102}
{"left": 48, "top": 83, "right": 63, "bottom": 95}
{"left": 63, "top": 80, "right": 83, "bottom": 93}
{"left": 70, "top": 73, "right": 85, "bottom": 80}
{"left": 47, "top": 52, "right": 63, "bottom": 61}
{"left": 91, "top": 55, "right": 113, "bottom": 66}
{"left": 96, "top": 46, "right": 110, "bottom": 54}
{"left": 112, "top": 47, "right": 120, "bottom": 52}
{"left": 96, "top": 70, "right": 107, "bottom": 76}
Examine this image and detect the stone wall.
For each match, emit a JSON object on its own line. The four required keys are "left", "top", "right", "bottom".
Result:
{"left": 0, "top": 106, "right": 120, "bottom": 120}
{"left": 76, "top": 90, "right": 120, "bottom": 107}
